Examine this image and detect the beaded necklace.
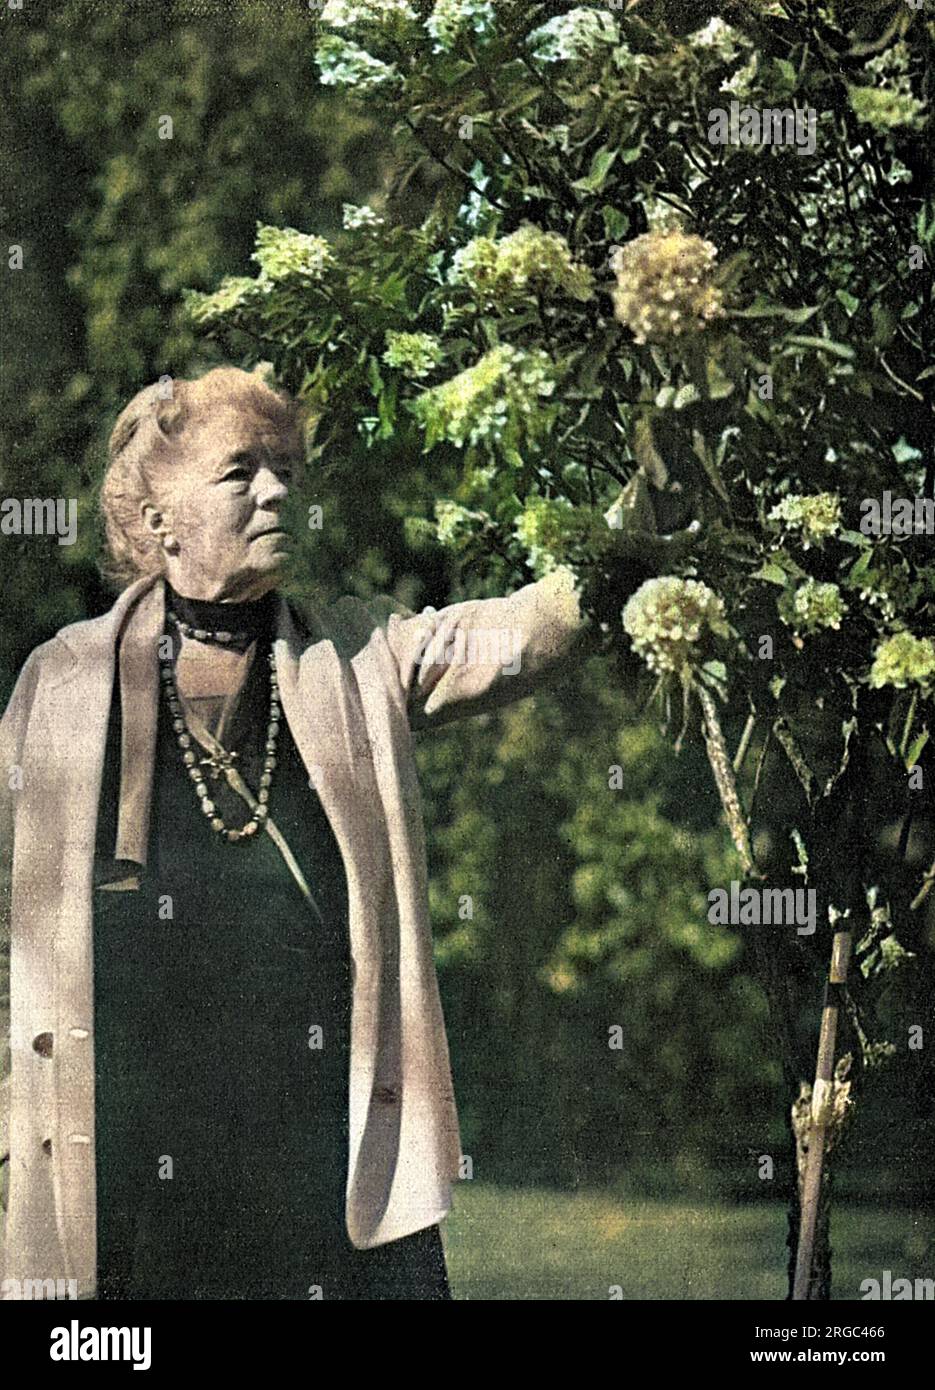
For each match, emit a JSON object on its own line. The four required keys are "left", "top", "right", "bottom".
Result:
{"left": 159, "top": 619, "right": 281, "bottom": 843}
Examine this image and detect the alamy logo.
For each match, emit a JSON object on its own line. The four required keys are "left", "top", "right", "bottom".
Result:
{"left": 50, "top": 1321, "right": 152, "bottom": 1370}
{"left": 708, "top": 102, "right": 817, "bottom": 156}
{"left": 860, "top": 493, "right": 935, "bottom": 537}
{"left": 1, "top": 1276, "right": 77, "bottom": 1299}
{"left": 707, "top": 881, "right": 816, "bottom": 936}
{"left": 0, "top": 497, "right": 78, "bottom": 546}
{"left": 860, "top": 1270, "right": 934, "bottom": 1300}
{"left": 416, "top": 619, "right": 522, "bottom": 676}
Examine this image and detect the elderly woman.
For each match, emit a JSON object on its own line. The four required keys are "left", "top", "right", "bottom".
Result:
{"left": 0, "top": 365, "right": 690, "bottom": 1301}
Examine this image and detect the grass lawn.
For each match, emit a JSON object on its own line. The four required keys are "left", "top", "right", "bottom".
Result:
{"left": 441, "top": 1185, "right": 934, "bottom": 1300}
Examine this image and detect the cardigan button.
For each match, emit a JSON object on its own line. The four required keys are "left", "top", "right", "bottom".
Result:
{"left": 42, "top": 1138, "right": 52, "bottom": 1156}
{"left": 33, "top": 1032, "right": 53, "bottom": 1057}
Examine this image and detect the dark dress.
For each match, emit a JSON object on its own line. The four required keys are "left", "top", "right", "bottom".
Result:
{"left": 92, "top": 588, "right": 450, "bottom": 1300}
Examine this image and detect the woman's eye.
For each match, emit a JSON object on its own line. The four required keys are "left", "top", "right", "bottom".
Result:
{"left": 223, "top": 467, "right": 251, "bottom": 483}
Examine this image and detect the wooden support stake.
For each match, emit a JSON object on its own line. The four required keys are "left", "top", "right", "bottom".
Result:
{"left": 792, "top": 929, "right": 852, "bottom": 1300}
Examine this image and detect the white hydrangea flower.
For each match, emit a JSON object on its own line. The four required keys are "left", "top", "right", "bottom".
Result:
{"left": 342, "top": 203, "right": 386, "bottom": 230}
{"left": 426, "top": 0, "right": 497, "bottom": 54}
{"left": 251, "top": 225, "right": 334, "bottom": 282}
{"left": 449, "top": 224, "right": 593, "bottom": 305}
{"left": 691, "top": 17, "right": 744, "bottom": 63}
{"left": 623, "top": 577, "right": 729, "bottom": 676}
{"left": 779, "top": 580, "right": 846, "bottom": 636}
{"left": 529, "top": 8, "right": 619, "bottom": 64}
{"left": 383, "top": 330, "right": 444, "bottom": 379}
{"left": 611, "top": 230, "right": 724, "bottom": 346}
{"left": 410, "top": 344, "right": 556, "bottom": 450}
{"left": 869, "top": 631, "right": 935, "bottom": 690}
{"left": 316, "top": 35, "right": 401, "bottom": 91}
{"left": 768, "top": 493, "right": 841, "bottom": 549}
{"left": 321, "top": 0, "right": 417, "bottom": 27}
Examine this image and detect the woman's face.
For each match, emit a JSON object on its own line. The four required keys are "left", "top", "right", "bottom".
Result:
{"left": 144, "top": 401, "right": 303, "bottom": 602}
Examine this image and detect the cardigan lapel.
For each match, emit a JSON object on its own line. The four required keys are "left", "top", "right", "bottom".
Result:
{"left": 272, "top": 603, "right": 388, "bottom": 1190}
{"left": 114, "top": 579, "right": 165, "bottom": 864}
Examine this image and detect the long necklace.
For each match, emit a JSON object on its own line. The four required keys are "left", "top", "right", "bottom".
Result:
{"left": 158, "top": 641, "right": 281, "bottom": 843}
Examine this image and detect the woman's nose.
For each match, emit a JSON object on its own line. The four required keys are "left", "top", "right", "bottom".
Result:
{"left": 253, "top": 466, "right": 288, "bottom": 508}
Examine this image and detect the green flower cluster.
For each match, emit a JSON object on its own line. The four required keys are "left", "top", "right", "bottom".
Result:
{"left": 183, "top": 275, "right": 268, "bottom": 327}
{"left": 779, "top": 579, "right": 847, "bottom": 636}
{"left": 611, "top": 230, "right": 724, "bottom": 346}
{"left": 450, "top": 224, "right": 594, "bottom": 307}
{"left": 514, "top": 496, "right": 581, "bottom": 578}
{"left": 252, "top": 225, "right": 334, "bottom": 282}
{"left": 768, "top": 493, "right": 841, "bottom": 549}
{"left": 623, "top": 577, "right": 729, "bottom": 677}
{"left": 426, "top": 0, "right": 497, "bottom": 53}
{"left": 869, "top": 631, "right": 935, "bottom": 691}
{"left": 383, "top": 330, "right": 444, "bottom": 379}
{"left": 528, "top": 7, "right": 619, "bottom": 64}
{"left": 410, "top": 344, "right": 557, "bottom": 450}
{"left": 184, "top": 224, "right": 334, "bottom": 327}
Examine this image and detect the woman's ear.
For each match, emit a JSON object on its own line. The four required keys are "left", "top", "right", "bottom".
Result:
{"left": 141, "top": 501, "right": 179, "bottom": 555}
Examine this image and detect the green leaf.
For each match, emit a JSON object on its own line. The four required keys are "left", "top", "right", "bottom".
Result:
{"left": 773, "top": 57, "right": 797, "bottom": 90}
{"left": 905, "top": 730, "right": 929, "bottom": 772}
{"left": 602, "top": 206, "right": 629, "bottom": 241}
{"left": 753, "top": 561, "right": 789, "bottom": 586}
{"left": 734, "top": 296, "right": 819, "bottom": 324}
{"left": 705, "top": 357, "right": 736, "bottom": 401}
{"left": 673, "top": 383, "right": 701, "bottom": 410}
{"left": 846, "top": 549, "right": 873, "bottom": 584}
{"left": 571, "top": 145, "right": 619, "bottom": 194}
{"left": 835, "top": 290, "right": 860, "bottom": 317}
{"left": 690, "top": 429, "right": 731, "bottom": 507}
{"left": 633, "top": 415, "right": 667, "bottom": 487}
{"left": 892, "top": 437, "right": 922, "bottom": 464}
{"left": 782, "top": 335, "right": 855, "bottom": 360}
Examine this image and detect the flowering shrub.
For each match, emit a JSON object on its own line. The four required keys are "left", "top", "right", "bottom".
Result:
{"left": 514, "top": 496, "right": 582, "bottom": 579}
{"left": 188, "top": 0, "right": 934, "bottom": 1298}
{"left": 315, "top": 35, "right": 400, "bottom": 91}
